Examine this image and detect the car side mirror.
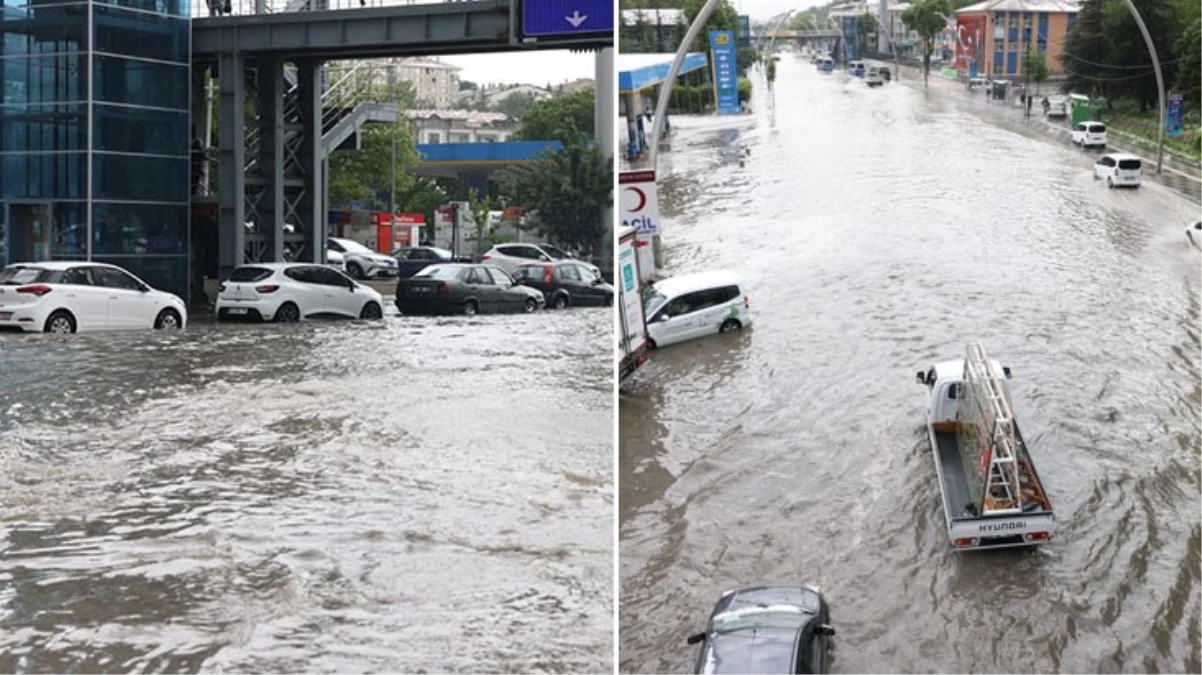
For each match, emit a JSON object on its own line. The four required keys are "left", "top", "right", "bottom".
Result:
{"left": 1003, "top": 366, "right": 1011, "bottom": 379}
{"left": 816, "top": 624, "right": 836, "bottom": 637}
{"left": 686, "top": 632, "right": 706, "bottom": 645}
{"left": 915, "top": 371, "right": 926, "bottom": 385}
{"left": 540, "top": 255, "right": 550, "bottom": 261}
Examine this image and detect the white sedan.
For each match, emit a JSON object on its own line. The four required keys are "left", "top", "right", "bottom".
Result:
{"left": 0, "top": 261, "right": 187, "bottom": 333}
{"left": 215, "top": 262, "right": 385, "bottom": 322}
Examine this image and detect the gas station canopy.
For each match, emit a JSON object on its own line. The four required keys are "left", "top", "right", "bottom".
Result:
{"left": 619, "top": 52, "right": 709, "bottom": 93}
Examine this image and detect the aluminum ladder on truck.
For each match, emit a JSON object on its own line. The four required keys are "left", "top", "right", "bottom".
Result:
{"left": 963, "top": 343, "right": 1024, "bottom": 516}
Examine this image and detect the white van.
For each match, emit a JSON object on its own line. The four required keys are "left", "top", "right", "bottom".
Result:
{"left": 865, "top": 66, "right": 884, "bottom": 86}
{"left": 1093, "top": 153, "right": 1142, "bottom": 188}
{"left": 642, "top": 271, "right": 752, "bottom": 349}
{"left": 1072, "top": 121, "right": 1107, "bottom": 149}
{"left": 1044, "top": 95, "right": 1068, "bottom": 118}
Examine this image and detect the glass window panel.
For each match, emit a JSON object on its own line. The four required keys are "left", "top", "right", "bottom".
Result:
{"left": 92, "top": 202, "right": 187, "bottom": 256}
{"left": 0, "top": 103, "right": 86, "bottom": 151}
{"left": 93, "top": 5, "right": 188, "bottom": 62}
{"left": 91, "top": 0, "right": 188, "bottom": 18}
{"left": 0, "top": 4, "right": 89, "bottom": 54}
{"left": 93, "top": 55, "right": 187, "bottom": 110}
{"left": 50, "top": 201, "right": 85, "bottom": 256}
{"left": 92, "top": 255, "right": 187, "bottom": 300}
{"left": 0, "top": 54, "right": 88, "bottom": 104}
{"left": 0, "top": 152, "right": 85, "bottom": 198}
{"left": 93, "top": 153, "right": 188, "bottom": 202}
{"left": 93, "top": 104, "right": 187, "bottom": 155}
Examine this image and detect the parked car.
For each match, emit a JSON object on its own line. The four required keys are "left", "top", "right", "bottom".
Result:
{"left": 1093, "top": 152, "right": 1142, "bottom": 189}
{"left": 1071, "top": 121, "right": 1107, "bottom": 149}
{"left": 512, "top": 261, "right": 614, "bottom": 309}
{"left": 968, "top": 77, "right": 989, "bottom": 90}
{"left": 327, "top": 237, "right": 398, "bottom": 279}
{"left": 481, "top": 242, "right": 595, "bottom": 275}
{"left": 215, "top": 263, "right": 385, "bottom": 322}
{"left": 395, "top": 264, "right": 544, "bottom": 316}
{"left": 390, "top": 245, "right": 465, "bottom": 278}
{"left": 687, "top": 584, "right": 835, "bottom": 674}
{"left": 0, "top": 261, "right": 187, "bottom": 333}
{"left": 642, "top": 271, "right": 752, "bottom": 349}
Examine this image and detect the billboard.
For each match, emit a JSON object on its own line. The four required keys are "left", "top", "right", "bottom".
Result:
{"left": 709, "top": 30, "right": 740, "bottom": 116}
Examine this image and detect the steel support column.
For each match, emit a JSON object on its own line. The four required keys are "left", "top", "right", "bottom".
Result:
{"left": 297, "top": 59, "right": 324, "bottom": 263}
{"left": 595, "top": 47, "right": 613, "bottom": 268}
{"left": 256, "top": 57, "right": 286, "bottom": 261}
{"left": 218, "top": 52, "right": 245, "bottom": 277}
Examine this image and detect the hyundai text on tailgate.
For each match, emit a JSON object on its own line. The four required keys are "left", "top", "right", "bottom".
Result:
{"left": 917, "top": 343, "right": 1055, "bottom": 550}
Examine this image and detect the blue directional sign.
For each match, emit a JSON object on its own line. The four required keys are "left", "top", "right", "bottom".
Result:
{"left": 709, "top": 30, "right": 739, "bottom": 116}
{"left": 522, "top": 0, "right": 614, "bottom": 38}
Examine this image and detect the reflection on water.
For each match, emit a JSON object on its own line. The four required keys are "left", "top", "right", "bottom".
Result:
{"left": 620, "top": 57, "right": 1201, "bottom": 674}
{"left": 1, "top": 309, "right": 613, "bottom": 673}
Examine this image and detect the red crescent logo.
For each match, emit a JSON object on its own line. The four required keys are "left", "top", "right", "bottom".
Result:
{"left": 625, "top": 186, "right": 647, "bottom": 212}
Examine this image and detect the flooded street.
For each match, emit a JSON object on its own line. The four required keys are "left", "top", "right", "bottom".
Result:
{"left": 620, "top": 56, "right": 1200, "bottom": 674}
{"left": 0, "top": 308, "right": 612, "bottom": 673}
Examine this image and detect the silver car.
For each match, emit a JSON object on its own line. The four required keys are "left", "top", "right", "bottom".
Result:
{"left": 481, "top": 242, "right": 599, "bottom": 276}
{"left": 327, "top": 237, "right": 399, "bottom": 280}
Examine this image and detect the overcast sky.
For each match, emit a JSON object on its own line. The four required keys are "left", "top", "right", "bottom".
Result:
{"left": 442, "top": 51, "right": 597, "bottom": 88}
{"left": 728, "top": 0, "right": 830, "bottom": 22}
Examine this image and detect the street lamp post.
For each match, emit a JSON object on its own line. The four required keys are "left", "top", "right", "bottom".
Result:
{"left": 1121, "top": 0, "right": 1165, "bottom": 174}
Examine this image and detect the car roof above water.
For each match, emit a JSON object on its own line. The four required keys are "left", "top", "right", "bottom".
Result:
{"left": 652, "top": 270, "right": 742, "bottom": 298}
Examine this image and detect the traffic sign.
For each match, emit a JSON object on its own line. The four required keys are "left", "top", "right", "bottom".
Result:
{"left": 620, "top": 170, "right": 659, "bottom": 236}
{"left": 521, "top": 0, "right": 613, "bottom": 38}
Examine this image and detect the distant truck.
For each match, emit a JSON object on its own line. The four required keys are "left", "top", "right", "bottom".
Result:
{"left": 917, "top": 343, "right": 1055, "bottom": 551}
{"left": 618, "top": 226, "right": 649, "bottom": 382}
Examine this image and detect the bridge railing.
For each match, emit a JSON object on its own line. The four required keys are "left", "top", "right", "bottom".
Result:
{"left": 190, "top": 0, "right": 452, "bottom": 19}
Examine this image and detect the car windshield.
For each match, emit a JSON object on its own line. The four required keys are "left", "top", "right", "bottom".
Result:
{"left": 335, "top": 238, "right": 374, "bottom": 255}
{"left": 712, "top": 606, "right": 811, "bottom": 635}
{"left": 229, "top": 267, "right": 273, "bottom": 282}
{"left": 642, "top": 287, "right": 667, "bottom": 314}
{"left": 0, "top": 266, "right": 58, "bottom": 285}
{"left": 414, "top": 265, "right": 463, "bottom": 280}
{"left": 429, "top": 247, "right": 454, "bottom": 260}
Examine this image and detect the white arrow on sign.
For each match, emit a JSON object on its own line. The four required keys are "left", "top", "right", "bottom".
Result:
{"left": 565, "top": 10, "right": 587, "bottom": 27}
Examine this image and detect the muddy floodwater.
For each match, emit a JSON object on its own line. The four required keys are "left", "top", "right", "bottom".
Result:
{"left": 620, "top": 57, "right": 1200, "bottom": 674}
{"left": 0, "top": 308, "right": 612, "bottom": 673}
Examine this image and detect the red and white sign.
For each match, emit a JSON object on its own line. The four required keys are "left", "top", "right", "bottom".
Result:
{"left": 620, "top": 170, "right": 659, "bottom": 236}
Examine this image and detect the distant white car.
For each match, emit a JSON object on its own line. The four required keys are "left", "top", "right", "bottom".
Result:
{"left": 327, "top": 237, "right": 398, "bottom": 280}
{"left": 215, "top": 262, "right": 385, "bottom": 322}
{"left": 0, "top": 261, "right": 187, "bottom": 333}
{"left": 1071, "top": 121, "right": 1107, "bottom": 149}
{"left": 1044, "top": 95, "right": 1068, "bottom": 118}
{"left": 1093, "top": 152, "right": 1142, "bottom": 189}
{"left": 865, "top": 66, "right": 885, "bottom": 87}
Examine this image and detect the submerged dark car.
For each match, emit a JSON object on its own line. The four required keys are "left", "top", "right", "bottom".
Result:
{"left": 395, "top": 263, "right": 545, "bottom": 316}
{"left": 513, "top": 260, "right": 614, "bottom": 308}
{"left": 688, "top": 584, "right": 835, "bottom": 675}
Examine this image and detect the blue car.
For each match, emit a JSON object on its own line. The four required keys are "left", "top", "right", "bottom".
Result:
{"left": 849, "top": 60, "right": 866, "bottom": 77}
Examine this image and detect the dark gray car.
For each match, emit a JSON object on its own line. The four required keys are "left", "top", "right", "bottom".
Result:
{"left": 395, "top": 263, "right": 545, "bottom": 316}
{"left": 688, "top": 585, "right": 835, "bottom": 674}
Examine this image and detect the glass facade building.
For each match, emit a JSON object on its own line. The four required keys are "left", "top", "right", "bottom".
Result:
{"left": 0, "top": 0, "right": 191, "bottom": 299}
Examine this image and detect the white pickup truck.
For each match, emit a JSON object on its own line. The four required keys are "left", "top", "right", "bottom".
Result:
{"left": 917, "top": 344, "right": 1055, "bottom": 551}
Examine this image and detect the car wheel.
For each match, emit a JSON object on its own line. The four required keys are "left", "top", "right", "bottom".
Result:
{"left": 44, "top": 310, "right": 76, "bottom": 334}
{"left": 463, "top": 300, "right": 478, "bottom": 316}
{"left": 605, "top": 295, "right": 613, "bottom": 307}
{"left": 275, "top": 302, "right": 300, "bottom": 323}
{"left": 524, "top": 298, "right": 537, "bottom": 313}
{"left": 553, "top": 294, "right": 570, "bottom": 309}
{"left": 154, "top": 308, "right": 182, "bottom": 330}
{"left": 647, "top": 338, "right": 658, "bottom": 350}
{"left": 359, "top": 301, "right": 382, "bottom": 320}
{"left": 347, "top": 262, "right": 364, "bottom": 279}
{"left": 720, "top": 319, "right": 742, "bottom": 333}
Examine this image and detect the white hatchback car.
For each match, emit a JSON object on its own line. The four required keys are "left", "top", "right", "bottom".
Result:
{"left": 0, "top": 261, "right": 187, "bottom": 333}
{"left": 1071, "top": 121, "right": 1107, "bottom": 149}
{"left": 1093, "top": 153, "right": 1143, "bottom": 189}
{"left": 215, "top": 263, "right": 385, "bottom": 322}
{"left": 642, "top": 271, "right": 752, "bottom": 349}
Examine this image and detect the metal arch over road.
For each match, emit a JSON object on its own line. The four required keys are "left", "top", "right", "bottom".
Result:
{"left": 193, "top": 0, "right": 610, "bottom": 61}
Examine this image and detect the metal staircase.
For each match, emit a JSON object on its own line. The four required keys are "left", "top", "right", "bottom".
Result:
{"left": 239, "top": 61, "right": 398, "bottom": 263}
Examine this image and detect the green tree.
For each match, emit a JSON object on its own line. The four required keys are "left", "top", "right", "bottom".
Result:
{"left": 1022, "top": 49, "right": 1048, "bottom": 93}
{"left": 513, "top": 88, "right": 595, "bottom": 145}
{"left": 497, "top": 144, "right": 611, "bottom": 256}
{"left": 328, "top": 119, "right": 419, "bottom": 207}
{"left": 682, "top": 0, "right": 740, "bottom": 63}
{"left": 466, "top": 187, "right": 498, "bottom": 258}
{"left": 900, "top": 0, "right": 953, "bottom": 87}
{"left": 1172, "top": 11, "right": 1200, "bottom": 107}
{"left": 493, "top": 92, "right": 541, "bottom": 121}
{"left": 1063, "top": 0, "right": 1181, "bottom": 111}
